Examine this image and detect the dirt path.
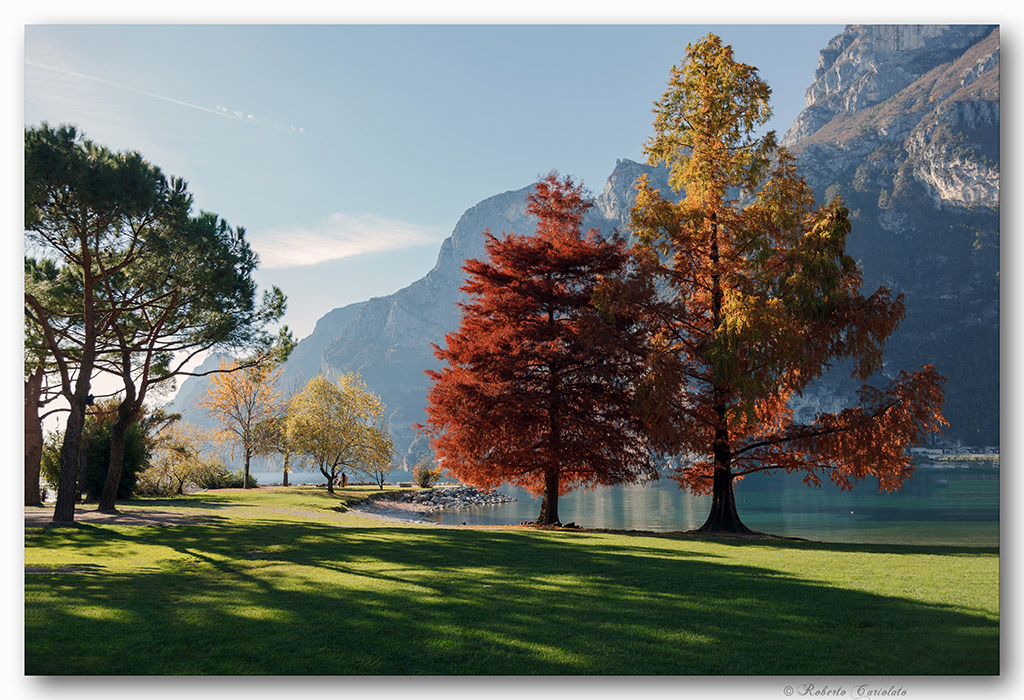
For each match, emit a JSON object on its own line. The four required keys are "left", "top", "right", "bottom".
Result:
{"left": 24, "top": 505, "right": 214, "bottom": 528}
{"left": 23, "top": 498, "right": 439, "bottom": 528}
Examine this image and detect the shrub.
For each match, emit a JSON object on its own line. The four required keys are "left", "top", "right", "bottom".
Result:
{"left": 40, "top": 432, "right": 62, "bottom": 492}
{"left": 195, "top": 465, "right": 257, "bottom": 490}
{"left": 137, "top": 422, "right": 255, "bottom": 495}
{"left": 412, "top": 460, "right": 443, "bottom": 488}
{"left": 40, "top": 418, "right": 149, "bottom": 500}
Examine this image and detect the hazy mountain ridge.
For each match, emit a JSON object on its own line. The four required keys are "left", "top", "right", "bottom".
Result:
{"left": 279, "top": 301, "right": 367, "bottom": 391}
{"left": 165, "top": 353, "right": 225, "bottom": 433}
{"left": 170, "top": 24, "right": 999, "bottom": 466}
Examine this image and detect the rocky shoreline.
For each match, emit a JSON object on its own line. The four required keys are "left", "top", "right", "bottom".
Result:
{"left": 376, "top": 484, "right": 516, "bottom": 511}
{"left": 348, "top": 485, "right": 516, "bottom": 525}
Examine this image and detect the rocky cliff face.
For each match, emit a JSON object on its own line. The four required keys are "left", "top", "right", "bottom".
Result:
{"left": 783, "top": 24, "right": 998, "bottom": 212}
{"left": 783, "top": 24, "right": 999, "bottom": 444}
{"left": 278, "top": 301, "right": 366, "bottom": 391}
{"left": 595, "top": 158, "right": 674, "bottom": 230}
{"left": 784, "top": 25, "right": 996, "bottom": 145}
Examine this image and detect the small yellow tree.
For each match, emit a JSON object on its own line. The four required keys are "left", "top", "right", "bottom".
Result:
{"left": 200, "top": 358, "right": 285, "bottom": 488}
{"left": 138, "top": 422, "right": 228, "bottom": 495}
{"left": 286, "top": 374, "right": 395, "bottom": 493}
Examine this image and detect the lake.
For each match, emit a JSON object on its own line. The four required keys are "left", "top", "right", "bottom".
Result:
{"left": 250, "top": 462, "right": 999, "bottom": 547}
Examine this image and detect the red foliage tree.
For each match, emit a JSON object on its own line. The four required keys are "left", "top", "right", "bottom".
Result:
{"left": 421, "top": 174, "right": 656, "bottom": 525}
{"left": 631, "top": 35, "right": 948, "bottom": 534}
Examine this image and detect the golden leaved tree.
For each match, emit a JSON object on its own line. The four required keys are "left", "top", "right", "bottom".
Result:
{"left": 631, "top": 34, "right": 947, "bottom": 533}
{"left": 286, "top": 374, "right": 395, "bottom": 493}
{"left": 200, "top": 358, "right": 286, "bottom": 488}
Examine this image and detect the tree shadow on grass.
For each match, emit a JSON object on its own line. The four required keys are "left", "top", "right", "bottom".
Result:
{"left": 25, "top": 523, "right": 998, "bottom": 676}
{"left": 124, "top": 497, "right": 241, "bottom": 510}
{"left": 641, "top": 531, "right": 1000, "bottom": 557}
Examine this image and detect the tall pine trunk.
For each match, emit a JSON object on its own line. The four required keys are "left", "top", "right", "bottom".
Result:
{"left": 54, "top": 279, "right": 98, "bottom": 523}
{"left": 536, "top": 469, "right": 560, "bottom": 525}
{"left": 54, "top": 393, "right": 87, "bottom": 522}
{"left": 99, "top": 417, "right": 129, "bottom": 512}
{"left": 24, "top": 368, "right": 44, "bottom": 506}
{"left": 101, "top": 344, "right": 140, "bottom": 512}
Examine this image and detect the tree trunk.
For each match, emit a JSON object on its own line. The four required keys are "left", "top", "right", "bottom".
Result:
{"left": 322, "top": 468, "right": 334, "bottom": 495}
{"left": 243, "top": 451, "right": 252, "bottom": 489}
{"left": 536, "top": 469, "right": 560, "bottom": 525}
{"left": 537, "top": 299, "right": 563, "bottom": 527}
{"left": 695, "top": 394, "right": 754, "bottom": 534}
{"left": 695, "top": 212, "right": 753, "bottom": 535}
{"left": 282, "top": 449, "right": 290, "bottom": 487}
{"left": 102, "top": 345, "right": 141, "bottom": 511}
{"left": 99, "top": 418, "right": 129, "bottom": 512}
{"left": 696, "top": 465, "right": 753, "bottom": 534}
{"left": 53, "top": 398, "right": 86, "bottom": 522}
{"left": 24, "top": 368, "right": 44, "bottom": 506}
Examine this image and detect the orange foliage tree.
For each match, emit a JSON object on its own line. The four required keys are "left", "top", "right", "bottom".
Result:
{"left": 200, "top": 358, "right": 285, "bottom": 488}
{"left": 630, "top": 34, "right": 947, "bottom": 533}
{"left": 421, "top": 174, "right": 657, "bottom": 525}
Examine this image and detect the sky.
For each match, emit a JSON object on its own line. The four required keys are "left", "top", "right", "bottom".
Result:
{"left": 21, "top": 21, "right": 842, "bottom": 342}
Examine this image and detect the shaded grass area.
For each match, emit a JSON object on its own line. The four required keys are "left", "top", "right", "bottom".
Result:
{"left": 25, "top": 487, "right": 999, "bottom": 675}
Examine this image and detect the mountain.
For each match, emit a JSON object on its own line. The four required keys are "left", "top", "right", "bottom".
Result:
{"left": 164, "top": 352, "right": 225, "bottom": 432}
{"left": 278, "top": 300, "right": 366, "bottom": 392}
{"left": 169, "top": 24, "right": 999, "bottom": 464}
{"left": 780, "top": 24, "right": 999, "bottom": 444}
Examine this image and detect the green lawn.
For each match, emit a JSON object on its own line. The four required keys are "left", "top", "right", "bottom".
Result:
{"left": 24, "top": 486, "right": 999, "bottom": 675}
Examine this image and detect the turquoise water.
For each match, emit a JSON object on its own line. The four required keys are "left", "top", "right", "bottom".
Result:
{"left": 422, "top": 465, "right": 1000, "bottom": 546}
{"left": 249, "top": 463, "right": 999, "bottom": 546}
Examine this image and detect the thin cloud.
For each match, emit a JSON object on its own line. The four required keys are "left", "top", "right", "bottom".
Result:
{"left": 251, "top": 213, "right": 445, "bottom": 270}
{"left": 26, "top": 60, "right": 305, "bottom": 134}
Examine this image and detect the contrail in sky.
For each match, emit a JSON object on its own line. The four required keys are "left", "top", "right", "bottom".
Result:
{"left": 26, "top": 59, "right": 305, "bottom": 134}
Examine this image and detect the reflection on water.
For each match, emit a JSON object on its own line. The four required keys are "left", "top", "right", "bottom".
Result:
{"left": 421, "top": 464, "right": 999, "bottom": 546}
